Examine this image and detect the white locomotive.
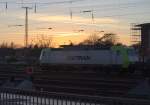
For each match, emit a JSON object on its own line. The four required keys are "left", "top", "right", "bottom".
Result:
{"left": 39, "top": 45, "right": 139, "bottom": 67}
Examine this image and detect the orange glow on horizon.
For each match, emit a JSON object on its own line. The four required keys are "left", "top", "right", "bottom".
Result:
{"left": 0, "top": 31, "right": 132, "bottom": 47}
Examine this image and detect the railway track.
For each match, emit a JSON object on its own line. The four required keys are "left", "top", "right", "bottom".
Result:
{"left": 0, "top": 64, "right": 145, "bottom": 98}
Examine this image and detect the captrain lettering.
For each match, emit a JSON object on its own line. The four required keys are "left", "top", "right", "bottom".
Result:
{"left": 67, "top": 56, "right": 91, "bottom": 61}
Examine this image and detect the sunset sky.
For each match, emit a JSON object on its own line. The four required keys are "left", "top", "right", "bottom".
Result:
{"left": 0, "top": 0, "right": 150, "bottom": 47}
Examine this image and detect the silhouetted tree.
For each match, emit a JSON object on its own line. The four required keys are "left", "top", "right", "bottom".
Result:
{"left": 100, "top": 33, "right": 116, "bottom": 45}
{"left": 0, "top": 42, "right": 19, "bottom": 49}
{"left": 79, "top": 33, "right": 100, "bottom": 45}
{"left": 29, "top": 35, "right": 53, "bottom": 48}
{"left": 0, "top": 42, "right": 8, "bottom": 48}
{"left": 79, "top": 32, "right": 117, "bottom": 47}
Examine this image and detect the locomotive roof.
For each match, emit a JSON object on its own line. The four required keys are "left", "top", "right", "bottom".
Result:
{"left": 51, "top": 45, "right": 111, "bottom": 51}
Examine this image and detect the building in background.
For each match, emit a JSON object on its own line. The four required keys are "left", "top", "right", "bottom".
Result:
{"left": 137, "top": 23, "right": 150, "bottom": 62}
{"left": 131, "top": 23, "right": 141, "bottom": 44}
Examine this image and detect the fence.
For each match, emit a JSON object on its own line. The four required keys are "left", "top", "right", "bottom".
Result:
{"left": 0, "top": 88, "right": 150, "bottom": 105}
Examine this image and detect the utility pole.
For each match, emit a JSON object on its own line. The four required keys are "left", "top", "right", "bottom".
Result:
{"left": 22, "top": 7, "right": 32, "bottom": 47}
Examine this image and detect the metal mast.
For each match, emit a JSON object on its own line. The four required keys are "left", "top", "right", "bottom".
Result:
{"left": 22, "top": 7, "right": 31, "bottom": 47}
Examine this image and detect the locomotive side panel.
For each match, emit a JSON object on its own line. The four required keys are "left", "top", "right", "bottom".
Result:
{"left": 40, "top": 49, "right": 123, "bottom": 65}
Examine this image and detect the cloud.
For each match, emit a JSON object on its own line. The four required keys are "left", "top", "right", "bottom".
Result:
{"left": 21, "top": 13, "right": 119, "bottom": 25}
{"left": 17, "top": 13, "right": 130, "bottom": 45}
{"left": 51, "top": 31, "right": 86, "bottom": 37}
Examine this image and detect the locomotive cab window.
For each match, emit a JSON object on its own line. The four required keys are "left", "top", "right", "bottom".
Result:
{"left": 42, "top": 51, "right": 46, "bottom": 57}
{"left": 127, "top": 49, "right": 137, "bottom": 56}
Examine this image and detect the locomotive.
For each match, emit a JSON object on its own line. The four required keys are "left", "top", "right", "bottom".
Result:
{"left": 39, "top": 45, "right": 139, "bottom": 68}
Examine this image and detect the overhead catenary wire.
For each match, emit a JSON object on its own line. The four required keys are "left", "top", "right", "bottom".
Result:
{"left": 0, "top": 0, "right": 87, "bottom": 14}
{"left": 0, "top": 2, "right": 8, "bottom": 10}
{"left": 18, "top": 1, "right": 149, "bottom": 18}
{"left": 1, "top": 0, "right": 148, "bottom": 11}
{"left": 70, "top": 0, "right": 150, "bottom": 9}
{"left": 0, "top": 0, "right": 149, "bottom": 16}
{"left": 0, "top": 0, "right": 149, "bottom": 10}
{"left": 0, "top": 0, "right": 86, "bottom": 5}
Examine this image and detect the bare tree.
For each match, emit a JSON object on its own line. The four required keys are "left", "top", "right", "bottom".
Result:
{"left": 30, "top": 35, "right": 53, "bottom": 48}
{"left": 79, "top": 32, "right": 117, "bottom": 46}
{"left": 100, "top": 33, "right": 116, "bottom": 46}
{"left": 9, "top": 42, "right": 19, "bottom": 49}
{"left": 79, "top": 33, "right": 100, "bottom": 45}
{"left": 0, "top": 42, "right": 8, "bottom": 48}
{"left": 0, "top": 42, "right": 18, "bottom": 49}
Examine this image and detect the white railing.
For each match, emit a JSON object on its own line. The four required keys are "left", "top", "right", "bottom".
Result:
{"left": 0, "top": 88, "right": 150, "bottom": 105}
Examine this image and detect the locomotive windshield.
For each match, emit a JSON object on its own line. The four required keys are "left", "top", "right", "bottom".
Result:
{"left": 127, "top": 49, "right": 138, "bottom": 56}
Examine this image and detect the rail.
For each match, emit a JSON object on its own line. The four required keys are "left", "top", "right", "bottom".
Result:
{"left": 0, "top": 88, "right": 149, "bottom": 105}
